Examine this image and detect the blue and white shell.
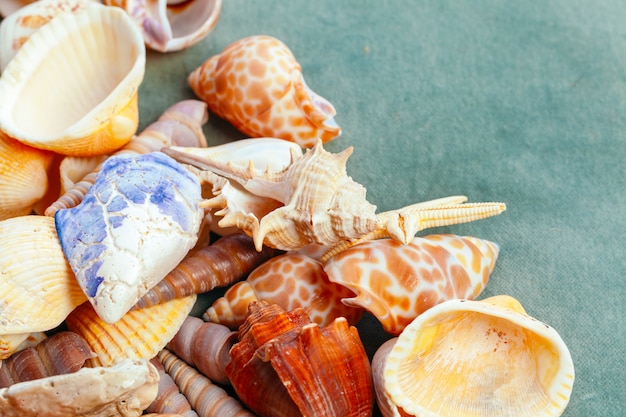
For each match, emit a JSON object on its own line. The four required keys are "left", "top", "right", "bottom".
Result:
{"left": 55, "top": 151, "right": 203, "bottom": 324}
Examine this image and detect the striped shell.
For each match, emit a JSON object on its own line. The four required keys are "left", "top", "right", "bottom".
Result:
{"left": 323, "top": 234, "right": 500, "bottom": 335}
{"left": 188, "top": 35, "right": 341, "bottom": 147}
{"left": 379, "top": 296, "right": 575, "bottom": 417}
{"left": 65, "top": 295, "right": 196, "bottom": 368}
{"left": 0, "top": 215, "right": 87, "bottom": 358}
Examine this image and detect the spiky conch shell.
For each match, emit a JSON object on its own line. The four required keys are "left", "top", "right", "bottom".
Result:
{"left": 163, "top": 140, "right": 381, "bottom": 252}
{"left": 378, "top": 296, "right": 575, "bottom": 417}
{"left": 188, "top": 35, "right": 341, "bottom": 147}
{"left": 0, "top": 215, "right": 87, "bottom": 359}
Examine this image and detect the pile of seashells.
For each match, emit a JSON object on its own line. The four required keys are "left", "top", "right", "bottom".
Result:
{"left": 0, "top": 1, "right": 575, "bottom": 416}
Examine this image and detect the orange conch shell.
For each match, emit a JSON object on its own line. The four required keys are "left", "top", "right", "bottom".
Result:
{"left": 205, "top": 250, "right": 363, "bottom": 329}
{"left": 188, "top": 35, "right": 341, "bottom": 147}
{"left": 226, "top": 301, "right": 373, "bottom": 417}
{"left": 323, "top": 234, "right": 500, "bottom": 335}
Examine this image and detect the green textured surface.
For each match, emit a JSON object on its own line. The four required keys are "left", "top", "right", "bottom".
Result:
{"left": 138, "top": 1, "right": 625, "bottom": 416}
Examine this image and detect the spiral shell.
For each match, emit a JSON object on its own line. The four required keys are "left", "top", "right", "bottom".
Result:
{"left": 146, "top": 357, "right": 198, "bottom": 417}
{"left": 0, "top": 2, "right": 145, "bottom": 156}
{"left": 323, "top": 234, "right": 500, "bottom": 335}
{"left": 205, "top": 250, "right": 363, "bottom": 329}
{"left": 0, "top": 331, "right": 92, "bottom": 388}
{"left": 226, "top": 301, "right": 373, "bottom": 417}
{"left": 158, "top": 348, "right": 256, "bottom": 417}
{"left": 188, "top": 35, "right": 341, "bottom": 147}
{"left": 378, "top": 296, "right": 575, "bottom": 417}
{"left": 133, "top": 232, "right": 277, "bottom": 310}
{"left": 65, "top": 295, "right": 196, "bottom": 367}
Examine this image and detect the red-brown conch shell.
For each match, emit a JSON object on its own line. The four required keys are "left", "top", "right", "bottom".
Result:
{"left": 226, "top": 301, "right": 373, "bottom": 417}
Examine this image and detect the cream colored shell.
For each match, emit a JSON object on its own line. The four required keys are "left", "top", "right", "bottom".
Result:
{"left": 382, "top": 295, "right": 575, "bottom": 417}
{"left": 0, "top": 215, "right": 87, "bottom": 337}
{"left": 0, "top": 2, "right": 146, "bottom": 156}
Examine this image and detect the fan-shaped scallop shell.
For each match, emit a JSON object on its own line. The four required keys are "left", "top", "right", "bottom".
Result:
{"left": 226, "top": 301, "right": 373, "bottom": 417}
{"left": 0, "top": 0, "right": 97, "bottom": 71}
{"left": 323, "top": 234, "right": 500, "bottom": 335}
{"left": 379, "top": 296, "right": 575, "bottom": 417}
{"left": 0, "top": 215, "right": 87, "bottom": 355}
{"left": 0, "top": 2, "right": 145, "bottom": 156}
{"left": 188, "top": 35, "right": 341, "bottom": 147}
{"left": 65, "top": 295, "right": 196, "bottom": 368}
{"left": 105, "top": 0, "right": 222, "bottom": 52}
{"left": 205, "top": 250, "right": 363, "bottom": 329}
{"left": 0, "top": 358, "right": 159, "bottom": 417}
{"left": 55, "top": 151, "right": 203, "bottom": 324}
{"left": 0, "top": 132, "right": 53, "bottom": 220}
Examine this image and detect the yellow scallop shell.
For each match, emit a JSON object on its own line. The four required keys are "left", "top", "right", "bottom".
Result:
{"left": 0, "top": 2, "right": 145, "bottom": 156}
{"left": 0, "top": 215, "right": 87, "bottom": 338}
{"left": 65, "top": 295, "right": 196, "bottom": 368}
{"left": 382, "top": 295, "right": 575, "bottom": 417}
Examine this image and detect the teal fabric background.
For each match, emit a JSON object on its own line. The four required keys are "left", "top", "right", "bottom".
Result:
{"left": 139, "top": 1, "right": 625, "bottom": 416}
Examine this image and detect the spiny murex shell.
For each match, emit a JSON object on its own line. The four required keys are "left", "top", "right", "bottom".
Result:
{"left": 381, "top": 295, "right": 575, "bottom": 417}
{"left": 55, "top": 152, "right": 203, "bottom": 324}
{"left": 164, "top": 139, "right": 506, "bottom": 253}
{"left": 0, "top": 2, "right": 146, "bottom": 156}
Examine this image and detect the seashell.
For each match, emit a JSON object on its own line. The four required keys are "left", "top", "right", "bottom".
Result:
{"left": 0, "top": 0, "right": 97, "bottom": 72}
{"left": 105, "top": 0, "right": 222, "bottom": 52}
{"left": 44, "top": 99, "right": 209, "bottom": 217}
{"left": 205, "top": 250, "right": 363, "bottom": 330}
{"left": 0, "top": 1, "right": 36, "bottom": 18}
{"left": 370, "top": 338, "right": 400, "bottom": 417}
{"left": 55, "top": 152, "right": 203, "bottom": 324}
{"left": 146, "top": 357, "right": 198, "bottom": 417}
{"left": 0, "top": 131, "right": 54, "bottom": 220}
{"left": 323, "top": 234, "right": 500, "bottom": 335}
{"left": 0, "top": 358, "right": 159, "bottom": 417}
{"left": 166, "top": 316, "right": 238, "bottom": 385}
{"left": 0, "top": 331, "right": 93, "bottom": 388}
{"left": 133, "top": 232, "right": 277, "bottom": 310}
{"left": 158, "top": 348, "right": 256, "bottom": 417}
{"left": 188, "top": 35, "right": 341, "bottom": 147}
{"left": 380, "top": 296, "right": 575, "bottom": 417}
{"left": 0, "top": 2, "right": 146, "bottom": 156}
{"left": 65, "top": 295, "right": 196, "bottom": 367}
{"left": 165, "top": 141, "right": 506, "bottom": 253}
{"left": 0, "top": 215, "right": 87, "bottom": 348}
{"left": 226, "top": 301, "right": 373, "bottom": 417}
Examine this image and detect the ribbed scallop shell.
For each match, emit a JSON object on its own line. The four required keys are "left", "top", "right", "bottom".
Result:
{"left": 188, "top": 35, "right": 341, "bottom": 147}
{"left": 323, "top": 234, "right": 500, "bottom": 335}
{"left": 105, "top": 0, "right": 222, "bottom": 52}
{"left": 381, "top": 296, "right": 575, "bottom": 417}
{"left": 226, "top": 301, "right": 373, "bottom": 417}
{"left": 0, "top": 216, "right": 87, "bottom": 343}
{"left": 0, "top": 132, "right": 53, "bottom": 220}
{"left": 0, "top": 358, "right": 159, "bottom": 417}
{"left": 65, "top": 295, "right": 196, "bottom": 368}
{"left": 0, "top": 2, "right": 146, "bottom": 156}
{"left": 205, "top": 250, "right": 363, "bottom": 329}
{"left": 0, "top": 0, "right": 97, "bottom": 71}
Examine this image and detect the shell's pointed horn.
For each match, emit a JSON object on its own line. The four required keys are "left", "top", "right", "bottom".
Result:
{"left": 381, "top": 201, "right": 507, "bottom": 244}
